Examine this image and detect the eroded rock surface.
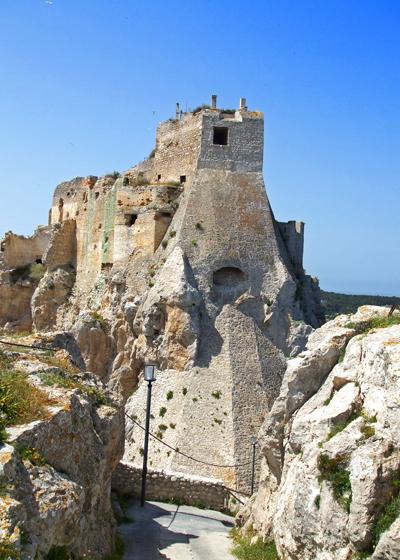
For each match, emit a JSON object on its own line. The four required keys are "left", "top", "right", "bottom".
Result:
{"left": 0, "top": 352, "right": 124, "bottom": 559}
{"left": 238, "top": 306, "right": 400, "bottom": 560}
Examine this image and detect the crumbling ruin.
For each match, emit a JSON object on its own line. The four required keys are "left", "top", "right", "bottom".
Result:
{"left": 0, "top": 96, "right": 324, "bottom": 494}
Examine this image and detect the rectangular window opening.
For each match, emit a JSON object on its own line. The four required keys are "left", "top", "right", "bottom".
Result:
{"left": 213, "top": 127, "right": 228, "bottom": 146}
{"left": 180, "top": 175, "right": 186, "bottom": 183}
{"left": 125, "top": 213, "right": 138, "bottom": 227}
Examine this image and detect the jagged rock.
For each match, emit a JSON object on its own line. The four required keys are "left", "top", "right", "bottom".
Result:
{"left": 71, "top": 312, "right": 114, "bottom": 379}
{"left": 1, "top": 377, "right": 124, "bottom": 559}
{"left": 240, "top": 306, "right": 400, "bottom": 560}
{"left": 31, "top": 269, "right": 75, "bottom": 331}
{"left": 132, "top": 246, "right": 202, "bottom": 370}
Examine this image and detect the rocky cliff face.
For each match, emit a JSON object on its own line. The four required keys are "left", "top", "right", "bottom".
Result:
{"left": 238, "top": 305, "right": 400, "bottom": 560}
{"left": 0, "top": 346, "right": 124, "bottom": 559}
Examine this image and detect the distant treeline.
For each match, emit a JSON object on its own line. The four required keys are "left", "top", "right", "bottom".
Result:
{"left": 321, "top": 290, "right": 400, "bottom": 320}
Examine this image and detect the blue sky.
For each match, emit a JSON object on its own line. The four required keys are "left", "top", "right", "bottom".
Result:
{"left": 0, "top": 0, "right": 399, "bottom": 295}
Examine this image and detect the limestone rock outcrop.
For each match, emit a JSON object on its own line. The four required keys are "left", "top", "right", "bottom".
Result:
{"left": 0, "top": 353, "right": 124, "bottom": 559}
{"left": 31, "top": 268, "right": 76, "bottom": 332}
{"left": 238, "top": 306, "right": 400, "bottom": 559}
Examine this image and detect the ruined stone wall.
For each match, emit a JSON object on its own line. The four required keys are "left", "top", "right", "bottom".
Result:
{"left": 153, "top": 111, "right": 203, "bottom": 185}
{"left": 1, "top": 227, "right": 51, "bottom": 269}
{"left": 112, "top": 461, "right": 241, "bottom": 511}
{"left": 44, "top": 219, "right": 77, "bottom": 271}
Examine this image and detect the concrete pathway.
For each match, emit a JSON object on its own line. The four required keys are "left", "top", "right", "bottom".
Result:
{"left": 119, "top": 500, "right": 235, "bottom": 560}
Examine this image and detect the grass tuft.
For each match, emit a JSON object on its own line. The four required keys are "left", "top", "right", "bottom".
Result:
{"left": 318, "top": 453, "right": 352, "bottom": 512}
{"left": 345, "top": 314, "right": 400, "bottom": 333}
{"left": 372, "top": 480, "right": 400, "bottom": 548}
{"left": 230, "top": 528, "right": 278, "bottom": 560}
{"left": 0, "top": 540, "right": 21, "bottom": 559}
{"left": 0, "top": 369, "right": 53, "bottom": 430}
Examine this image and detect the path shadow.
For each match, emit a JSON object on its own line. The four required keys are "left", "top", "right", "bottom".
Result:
{"left": 120, "top": 501, "right": 199, "bottom": 560}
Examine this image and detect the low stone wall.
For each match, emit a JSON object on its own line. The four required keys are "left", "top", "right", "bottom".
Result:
{"left": 112, "top": 461, "right": 245, "bottom": 512}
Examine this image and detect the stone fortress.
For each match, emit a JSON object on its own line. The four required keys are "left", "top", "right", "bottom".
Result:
{"left": 0, "top": 95, "right": 324, "bottom": 494}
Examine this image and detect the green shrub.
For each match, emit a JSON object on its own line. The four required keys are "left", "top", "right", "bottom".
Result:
{"left": 158, "top": 424, "right": 168, "bottom": 432}
{"left": 16, "top": 446, "right": 47, "bottom": 466}
{"left": 182, "top": 387, "right": 187, "bottom": 396}
{"left": 372, "top": 480, "right": 400, "bottom": 548}
{"left": 10, "top": 262, "right": 45, "bottom": 284}
{"left": 148, "top": 148, "right": 156, "bottom": 159}
{"left": 166, "top": 391, "right": 174, "bottom": 400}
{"left": 0, "top": 369, "right": 52, "bottom": 427}
{"left": 360, "top": 424, "right": 375, "bottom": 439}
{"left": 318, "top": 454, "right": 352, "bottom": 512}
{"left": 159, "top": 407, "right": 167, "bottom": 417}
{"left": 161, "top": 240, "right": 168, "bottom": 249}
{"left": 230, "top": 528, "right": 278, "bottom": 560}
{"left": 45, "top": 546, "right": 74, "bottom": 560}
{"left": 191, "top": 240, "right": 198, "bottom": 246}
{"left": 90, "top": 311, "right": 108, "bottom": 331}
{"left": 169, "top": 423, "right": 176, "bottom": 429}
{"left": 0, "top": 540, "right": 20, "bottom": 560}
{"left": 211, "top": 390, "right": 222, "bottom": 400}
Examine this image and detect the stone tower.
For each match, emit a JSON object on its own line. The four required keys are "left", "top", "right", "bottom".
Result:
{"left": 123, "top": 97, "right": 324, "bottom": 493}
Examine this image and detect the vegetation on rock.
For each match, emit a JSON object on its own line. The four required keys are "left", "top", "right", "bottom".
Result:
{"left": 0, "top": 353, "right": 53, "bottom": 437}
{"left": 230, "top": 528, "right": 278, "bottom": 560}
{"left": 317, "top": 453, "right": 352, "bottom": 512}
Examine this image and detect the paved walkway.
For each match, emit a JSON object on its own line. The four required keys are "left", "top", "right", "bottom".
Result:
{"left": 119, "top": 500, "right": 235, "bottom": 560}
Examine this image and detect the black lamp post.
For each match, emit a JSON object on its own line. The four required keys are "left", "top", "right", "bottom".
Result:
{"left": 140, "top": 364, "right": 156, "bottom": 507}
{"left": 250, "top": 436, "right": 257, "bottom": 495}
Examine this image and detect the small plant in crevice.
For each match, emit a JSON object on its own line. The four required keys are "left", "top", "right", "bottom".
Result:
{"left": 317, "top": 453, "right": 352, "bottom": 513}
{"left": 159, "top": 407, "right": 167, "bottom": 417}
{"left": 166, "top": 391, "right": 174, "bottom": 401}
{"left": 372, "top": 479, "right": 400, "bottom": 549}
{"left": 314, "top": 494, "right": 321, "bottom": 509}
{"left": 195, "top": 222, "right": 203, "bottom": 230}
{"left": 44, "top": 546, "right": 75, "bottom": 560}
{"left": 214, "top": 418, "right": 222, "bottom": 425}
{"left": 191, "top": 240, "right": 198, "bottom": 246}
{"left": 169, "top": 423, "right": 176, "bottom": 429}
{"left": 16, "top": 446, "right": 47, "bottom": 467}
{"left": 327, "top": 411, "right": 359, "bottom": 440}
{"left": 192, "top": 397, "right": 198, "bottom": 402}
{"left": 161, "top": 239, "right": 168, "bottom": 249}
{"left": 360, "top": 424, "right": 375, "bottom": 439}
{"left": 169, "top": 230, "right": 176, "bottom": 238}
{"left": 158, "top": 424, "right": 168, "bottom": 432}
{"left": 0, "top": 539, "right": 20, "bottom": 560}
{"left": 182, "top": 387, "right": 187, "bottom": 396}
{"left": 211, "top": 390, "right": 222, "bottom": 400}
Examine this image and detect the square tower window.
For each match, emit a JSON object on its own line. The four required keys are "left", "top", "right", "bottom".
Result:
{"left": 180, "top": 175, "right": 186, "bottom": 183}
{"left": 213, "top": 127, "right": 228, "bottom": 146}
